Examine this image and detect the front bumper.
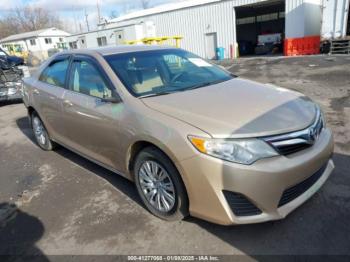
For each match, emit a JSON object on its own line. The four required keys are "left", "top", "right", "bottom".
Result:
{"left": 0, "top": 93, "right": 22, "bottom": 102}
{"left": 177, "top": 128, "right": 334, "bottom": 225}
{"left": 0, "top": 84, "right": 23, "bottom": 102}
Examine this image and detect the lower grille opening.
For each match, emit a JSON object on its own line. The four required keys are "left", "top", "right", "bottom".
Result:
{"left": 223, "top": 191, "right": 262, "bottom": 216}
{"left": 278, "top": 163, "right": 328, "bottom": 207}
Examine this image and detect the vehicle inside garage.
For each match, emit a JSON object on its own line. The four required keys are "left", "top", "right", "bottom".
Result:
{"left": 235, "top": 0, "right": 285, "bottom": 56}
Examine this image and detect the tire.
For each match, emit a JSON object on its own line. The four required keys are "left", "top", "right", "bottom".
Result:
{"left": 134, "top": 147, "right": 189, "bottom": 221}
{"left": 31, "top": 112, "right": 54, "bottom": 151}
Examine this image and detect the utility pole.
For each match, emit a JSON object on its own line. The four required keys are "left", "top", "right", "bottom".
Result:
{"left": 97, "top": 0, "right": 101, "bottom": 24}
{"left": 85, "top": 9, "right": 90, "bottom": 32}
{"left": 72, "top": 5, "right": 78, "bottom": 33}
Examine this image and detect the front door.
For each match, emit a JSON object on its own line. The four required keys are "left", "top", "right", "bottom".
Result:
{"left": 61, "top": 56, "right": 124, "bottom": 170}
{"left": 205, "top": 32, "right": 218, "bottom": 60}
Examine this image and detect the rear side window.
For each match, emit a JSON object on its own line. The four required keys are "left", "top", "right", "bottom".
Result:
{"left": 39, "top": 59, "right": 69, "bottom": 88}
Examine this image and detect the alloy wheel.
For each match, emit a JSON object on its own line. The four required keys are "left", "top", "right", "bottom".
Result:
{"left": 138, "top": 160, "right": 176, "bottom": 212}
{"left": 32, "top": 116, "right": 46, "bottom": 145}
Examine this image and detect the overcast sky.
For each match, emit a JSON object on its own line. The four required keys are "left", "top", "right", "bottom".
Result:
{"left": 0, "top": 0, "right": 180, "bottom": 33}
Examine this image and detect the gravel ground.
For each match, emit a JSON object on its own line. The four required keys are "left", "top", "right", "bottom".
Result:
{"left": 0, "top": 55, "right": 349, "bottom": 259}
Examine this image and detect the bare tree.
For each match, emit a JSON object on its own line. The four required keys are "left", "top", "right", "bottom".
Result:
{"left": 0, "top": 6, "right": 63, "bottom": 39}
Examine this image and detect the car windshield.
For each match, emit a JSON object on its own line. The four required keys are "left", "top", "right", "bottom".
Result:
{"left": 104, "top": 49, "right": 233, "bottom": 98}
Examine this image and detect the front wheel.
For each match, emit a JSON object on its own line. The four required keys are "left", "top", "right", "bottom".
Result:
{"left": 134, "top": 147, "right": 189, "bottom": 221}
{"left": 31, "top": 113, "right": 54, "bottom": 151}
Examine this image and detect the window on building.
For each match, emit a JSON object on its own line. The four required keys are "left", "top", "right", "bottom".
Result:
{"left": 30, "top": 39, "right": 36, "bottom": 46}
{"left": 97, "top": 36, "right": 107, "bottom": 47}
{"left": 237, "top": 16, "right": 256, "bottom": 25}
{"left": 256, "top": 13, "right": 279, "bottom": 22}
{"left": 45, "top": 38, "right": 52, "bottom": 44}
{"left": 69, "top": 42, "right": 78, "bottom": 49}
{"left": 59, "top": 38, "right": 63, "bottom": 42}
{"left": 39, "top": 58, "right": 70, "bottom": 88}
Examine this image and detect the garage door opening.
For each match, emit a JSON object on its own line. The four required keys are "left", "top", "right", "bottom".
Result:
{"left": 235, "top": 0, "right": 285, "bottom": 56}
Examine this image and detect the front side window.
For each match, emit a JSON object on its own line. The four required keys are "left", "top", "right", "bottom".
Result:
{"left": 105, "top": 49, "right": 233, "bottom": 97}
{"left": 68, "top": 59, "right": 112, "bottom": 99}
{"left": 39, "top": 58, "right": 69, "bottom": 87}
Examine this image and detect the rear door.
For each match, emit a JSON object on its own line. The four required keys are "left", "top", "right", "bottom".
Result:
{"left": 61, "top": 55, "right": 124, "bottom": 170}
{"left": 34, "top": 55, "right": 70, "bottom": 142}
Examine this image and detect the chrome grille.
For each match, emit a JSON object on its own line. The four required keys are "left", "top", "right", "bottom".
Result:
{"left": 263, "top": 109, "right": 324, "bottom": 156}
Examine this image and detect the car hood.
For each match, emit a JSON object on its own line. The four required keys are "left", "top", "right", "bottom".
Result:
{"left": 7, "top": 55, "right": 24, "bottom": 65}
{"left": 141, "top": 78, "right": 317, "bottom": 138}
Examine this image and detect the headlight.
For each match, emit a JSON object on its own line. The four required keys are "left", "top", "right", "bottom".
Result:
{"left": 188, "top": 136, "right": 278, "bottom": 165}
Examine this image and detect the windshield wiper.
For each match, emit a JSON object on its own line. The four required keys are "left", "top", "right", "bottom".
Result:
{"left": 186, "top": 79, "right": 227, "bottom": 91}
{"left": 138, "top": 90, "right": 177, "bottom": 98}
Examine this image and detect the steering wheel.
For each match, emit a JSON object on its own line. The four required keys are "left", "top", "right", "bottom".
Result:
{"left": 170, "top": 72, "right": 188, "bottom": 83}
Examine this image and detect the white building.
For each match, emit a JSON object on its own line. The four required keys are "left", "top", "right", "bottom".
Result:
{"left": 66, "top": 0, "right": 350, "bottom": 58}
{"left": 0, "top": 28, "right": 71, "bottom": 60}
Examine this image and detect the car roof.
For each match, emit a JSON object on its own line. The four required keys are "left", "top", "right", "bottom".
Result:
{"left": 61, "top": 45, "right": 177, "bottom": 57}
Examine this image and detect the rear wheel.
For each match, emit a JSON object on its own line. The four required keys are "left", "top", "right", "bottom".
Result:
{"left": 134, "top": 147, "right": 189, "bottom": 221}
{"left": 31, "top": 113, "right": 54, "bottom": 151}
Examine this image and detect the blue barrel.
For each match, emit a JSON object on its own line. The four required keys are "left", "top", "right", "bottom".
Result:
{"left": 216, "top": 47, "right": 225, "bottom": 60}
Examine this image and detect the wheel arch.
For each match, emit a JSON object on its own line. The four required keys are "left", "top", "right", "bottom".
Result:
{"left": 126, "top": 139, "right": 188, "bottom": 189}
{"left": 26, "top": 106, "right": 53, "bottom": 140}
{"left": 27, "top": 106, "right": 36, "bottom": 127}
{"left": 127, "top": 140, "right": 178, "bottom": 176}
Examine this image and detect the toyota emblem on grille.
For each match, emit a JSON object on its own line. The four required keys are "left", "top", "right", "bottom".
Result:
{"left": 308, "top": 126, "right": 318, "bottom": 144}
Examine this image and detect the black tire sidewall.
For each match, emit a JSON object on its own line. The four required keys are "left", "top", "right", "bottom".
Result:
{"left": 134, "top": 147, "right": 189, "bottom": 221}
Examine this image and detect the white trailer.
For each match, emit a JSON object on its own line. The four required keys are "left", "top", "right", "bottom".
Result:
{"left": 321, "top": 0, "right": 350, "bottom": 39}
{"left": 320, "top": 0, "right": 350, "bottom": 54}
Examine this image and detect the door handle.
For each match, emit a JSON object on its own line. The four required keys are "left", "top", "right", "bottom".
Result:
{"left": 63, "top": 100, "right": 73, "bottom": 107}
{"left": 33, "top": 89, "right": 40, "bottom": 95}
